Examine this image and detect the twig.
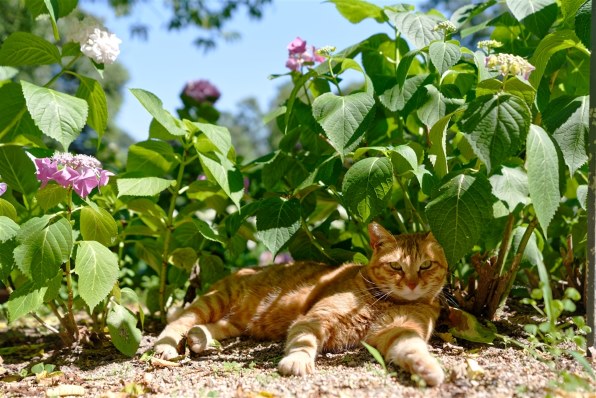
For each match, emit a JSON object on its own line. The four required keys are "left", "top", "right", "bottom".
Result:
{"left": 29, "top": 312, "right": 60, "bottom": 334}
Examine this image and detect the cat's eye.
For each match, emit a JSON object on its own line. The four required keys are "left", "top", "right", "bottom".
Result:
{"left": 388, "top": 262, "right": 402, "bottom": 271}
{"left": 419, "top": 261, "right": 433, "bottom": 270}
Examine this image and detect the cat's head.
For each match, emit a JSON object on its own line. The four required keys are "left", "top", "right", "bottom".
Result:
{"left": 364, "top": 222, "right": 448, "bottom": 302}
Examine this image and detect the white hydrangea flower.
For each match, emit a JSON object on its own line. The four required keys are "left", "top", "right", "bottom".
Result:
{"left": 433, "top": 21, "right": 457, "bottom": 34}
{"left": 477, "top": 40, "right": 503, "bottom": 51}
{"left": 70, "top": 18, "right": 122, "bottom": 64}
{"left": 485, "top": 53, "right": 535, "bottom": 80}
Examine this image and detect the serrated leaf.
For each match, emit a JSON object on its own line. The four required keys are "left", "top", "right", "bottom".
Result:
{"left": 117, "top": 177, "right": 175, "bottom": 197}
{"left": 7, "top": 281, "right": 47, "bottom": 322}
{"left": 429, "top": 41, "right": 461, "bottom": 75}
{"left": 198, "top": 254, "right": 229, "bottom": 287}
{"left": 0, "top": 32, "right": 60, "bottom": 66}
{"left": 16, "top": 215, "right": 52, "bottom": 244}
{"left": 75, "top": 241, "right": 119, "bottom": 312}
{"left": 169, "top": 247, "right": 197, "bottom": 270}
{"left": 459, "top": 94, "right": 531, "bottom": 172}
{"left": 379, "top": 74, "right": 428, "bottom": 112}
{"left": 0, "top": 239, "right": 17, "bottom": 282}
{"left": 0, "top": 83, "right": 27, "bottom": 139}
{"left": 477, "top": 77, "right": 536, "bottom": 106}
{"left": 529, "top": 30, "right": 586, "bottom": 88}
{"left": 0, "top": 216, "right": 19, "bottom": 242}
{"left": 80, "top": 206, "right": 118, "bottom": 247}
{"left": 575, "top": 0, "right": 591, "bottom": 48}
{"left": 312, "top": 91, "right": 375, "bottom": 159}
{"left": 0, "top": 198, "right": 17, "bottom": 221}
{"left": 506, "top": 0, "right": 557, "bottom": 37}
{"left": 255, "top": 197, "right": 301, "bottom": 256}
{"left": 126, "top": 140, "right": 177, "bottom": 177}
{"left": 577, "top": 185, "right": 587, "bottom": 210}
{"left": 198, "top": 153, "right": 244, "bottom": 208}
{"left": 130, "top": 88, "right": 187, "bottom": 136}
{"left": 428, "top": 114, "right": 452, "bottom": 178}
{"left": 0, "top": 66, "right": 18, "bottom": 81}
{"left": 107, "top": 303, "right": 141, "bottom": 357}
{"left": 75, "top": 76, "right": 108, "bottom": 139}
{"left": 489, "top": 166, "right": 529, "bottom": 211}
{"left": 329, "top": 0, "right": 385, "bottom": 23}
{"left": 192, "top": 122, "right": 233, "bottom": 156}
{"left": 542, "top": 96, "right": 588, "bottom": 175}
{"left": 21, "top": 80, "right": 88, "bottom": 151}
{"left": 526, "top": 125, "right": 561, "bottom": 235}
{"left": 0, "top": 145, "right": 39, "bottom": 195}
{"left": 417, "top": 84, "right": 446, "bottom": 128}
{"left": 388, "top": 145, "right": 418, "bottom": 176}
{"left": 35, "top": 184, "right": 68, "bottom": 211}
{"left": 342, "top": 157, "right": 393, "bottom": 223}
{"left": 26, "top": 0, "right": 77, "bottom": 18}
{"left": 386, "top": 10, "right": 443, "bottom": 50}
{"left": 13, "top": 217, "right": 72, "bottom": 285}
{"left": 426, "top": 173, "right": 494, "bottom": 265}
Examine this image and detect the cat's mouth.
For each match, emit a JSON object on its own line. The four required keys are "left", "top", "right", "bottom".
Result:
{"left": 391, "top": 286, "right": 424, "bottom": 301}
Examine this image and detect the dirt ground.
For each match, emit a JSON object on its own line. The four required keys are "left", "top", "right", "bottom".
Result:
{"left": 1, "top": 313, "right": 595, "bottom": 398}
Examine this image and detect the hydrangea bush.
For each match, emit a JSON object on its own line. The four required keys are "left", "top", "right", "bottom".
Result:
{"left": 0, "top": 0, "right": 591, "bottom": 366}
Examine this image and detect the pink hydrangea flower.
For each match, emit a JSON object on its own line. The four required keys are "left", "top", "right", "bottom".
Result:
{"left": 285, "top": 37, "right": 326, "bottom": 72}
{"left": 0, "top": 182, "right": 6, "bottom": 196}
{"left": 182, "top": 79, "right": 221, "bottom": 104}
{"left": 34, "top": 153, "right": 114, "bottom": 198}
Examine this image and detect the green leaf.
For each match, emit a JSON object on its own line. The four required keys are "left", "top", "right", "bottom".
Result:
{"left": 0, "top": 239, "right": 17, "bottom": 282}
{"left": 447, "top": 307, "right": 496, "bottom": 343}
{"left": 428, "top": 114, "right": 452, "bottom": 178}
{"left": 417, "top": 84, "right": 446, "bottom": 128}
{"left": 542, "top": 96, "right": 589, "bottom": 175}
{"left": 255, "top": 197, "right": 301, "bottom": 256}
{"left": 0, "top": 83, "right": 26, "bottom": 139}
{"left": 426, "top": 173, "right": 494, "bottom": 266}
{"left": 342, "top": 157, "right": 393, "bottom": 223}
{"left": 198, "top": 153, "right": 244, "bottom": 209}
{"left": 35, "top": 184, "right": 68, "bottom": 211}
{"left": 107, "top": 303, "right": 141, "bottom": 357}
{"left": 429, "top": 41, "right": 461, "bottom": 75}
{"left": 526, "top": 125, "right": 561, "bottom": 235}
{"left": 0, "top": 66, "right": 18, "bottom": 81}
{"left": 192, "top": 219, "right": 225, "bottom": 243}
{"left": 506, "top": 0, "right": 557, "bottom": 37}
{"left": 477, "top": 77, "right": 536, "bottom": 106}
{"left": 379, "top": 74, "right": 428, "bottom": 112}
{"left": 511, "top": 226, "right": 543, "bottom": 268}
{"left": 168, "top": 247, "right": 197, "bottom": 270}
{"left": 198, "top": 254, "right": 229, "bottom": 288}
{"left": 130, "top": 88, "right": 187, "bottom": 136}
{"left": 75, "top": 241, "right": 119, "bottom": 312}
{"left": 312, "top": 91, "right": 375, "bottom": 159}
{"left": 80, "top": 206, "right": 118, "bottom": 247}
{"left": 458, "top": 94, "right": 531, "bottom": 172}
{"left": 0, "top": 198, "right": 17, "bottom": 221}
{"left": 0, "top": 145, "right": 39, "bottom": 195}
{"left": 21, "top": 80, "right": 88, "bottom": 151}
{"left": 16, "top": 215, "right": 52, "bottom": 244}
{"left": 7, "top": 281, "right": 48, "bottom": 322}
{"left": 385, "top": 10, "right": 443, "bottom": 50}
{"left": 0, "top": 32, "right": 60, "bottom": 66}
{"left": 75, "top": 76, "right": 108, "bottom": 139}
{"left": 574, "top": 0, "right": 591, "bottom": 48}
{"left": 361, "top": 341, "right": 388, "bottom": 373}
{"left": 388, "top": 145, "right": 418, "bottom": 176}
{"left": 329, "top": 0, "right": 385, "bottom": 23}
{"left": 529, "top": 30, "right": 586, "bottom": 88}
{"left": 26, "top": 0, "right": 77, "bottom": 18}
{"left": 0, "top": 216, "right": 19, "bottom": 242}
{"left": 13, "top": 217, "right": 72, "bottom": 285}
{"left": 488, "top": 166, "right": 529, "bottom": 211}
{"left": 126, "top": 140, "right": 177, "bottom": 177}
{"left": 192, "top": 122, "right": 233, "bottom": 156}
{"left": 117, "top": 177, "right": 175, "bottom": 197}
{"left": 577, "top": 185, "right": 587, "bottom": 210}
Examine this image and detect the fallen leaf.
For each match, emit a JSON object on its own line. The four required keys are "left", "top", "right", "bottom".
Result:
{"left": 446, "top": 307, "right": 497, "bottom": 344}
{"left": 436, "top": 332, "right": 456, "bottom": 343}
{"left": 465, "top": 358, "right": 485, "bottom": 380}
{"left": 150, "top": 357, "right": 181, "bottom": 368}
{"left": 45, "top": 384, "right": 86, "bottom": 397}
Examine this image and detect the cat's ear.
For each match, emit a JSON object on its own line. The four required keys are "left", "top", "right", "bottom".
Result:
{"left": 368, "top": 222, "right": 396, "bottom": 249}
{"left": 425, "top": 231, "right": 437, "bottom": 241}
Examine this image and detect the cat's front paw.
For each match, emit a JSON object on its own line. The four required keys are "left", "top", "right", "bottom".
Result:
{"left": 154, "top": 341, "right": 181, "bottom": 360}
{"left": 186, "top": 325, "right": 211, "bottom": 354}
{"left": 278, "top": 352, "right": 315, "bottom": 376}
{"left": 412, "top": 355, "right": 444, "bottom": 386}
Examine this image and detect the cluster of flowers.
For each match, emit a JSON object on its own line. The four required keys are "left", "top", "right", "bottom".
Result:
{"left": 182, "top": 80, "right": 221, "bottom": 104}
{"left": 433, "top": 20, "right": 457, "bottom": 34}
{"left": 34, "top": 153, "right": 114, "bottom": 198}
{"left": 485, "top": 53, "right": 535, "bottom": 80}
{"left": 70, "top": 19, "right": 122, "bottom": 65}
{"left": 477, "top": 40, "right": 503, "bottom": 52}
{"left": 285, "top": 37, "right": 326, "bottom": 72}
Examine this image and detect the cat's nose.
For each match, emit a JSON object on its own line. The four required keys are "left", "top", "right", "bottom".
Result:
{"left": 406, "top": 281, "right": 417, "bottom": 290}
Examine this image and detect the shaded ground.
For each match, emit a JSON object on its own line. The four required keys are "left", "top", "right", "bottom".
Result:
{"left": 1, "top": 313, "right": 594, "bottom": 398}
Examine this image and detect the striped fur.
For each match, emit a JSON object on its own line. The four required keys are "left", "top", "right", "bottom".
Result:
{"left": 154, "top": 222, "right": 448, "bottom": 385}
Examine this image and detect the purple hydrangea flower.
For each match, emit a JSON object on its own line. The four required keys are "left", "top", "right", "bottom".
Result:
{"left": 285, "top": 37, "right": 326, "bottom": 72}
{"left": 34, "top": 153, "right": 114, "bottom": 198}
{"left": 182, "top": 80, "right": 221, "bottom": 104}
{"left": 0, "top": 182, "right": 6, "bottom": 196}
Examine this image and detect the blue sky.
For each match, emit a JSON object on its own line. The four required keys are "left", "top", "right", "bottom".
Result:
{"left": 85, "top": 0, "right": 421, "bottom": 141}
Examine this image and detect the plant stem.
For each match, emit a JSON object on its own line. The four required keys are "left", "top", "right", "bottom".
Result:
{"left": 30, "top": 312, "right": 60, "bottom": 334}
{"left": 158, "top": 145, "right": 188, "bottom": 323}
{"left": 63, "top": 188, "right": 79, "bottom": 343}
{"left": 495, "top": 213, "right": 515, "bottom": 275}
{"left": 301, "top": 217, "right": 335, "bottom": 263}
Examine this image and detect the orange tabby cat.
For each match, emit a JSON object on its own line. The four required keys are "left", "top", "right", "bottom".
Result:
{"left": 154, "top": 222, "right": 447, "bottom": 385}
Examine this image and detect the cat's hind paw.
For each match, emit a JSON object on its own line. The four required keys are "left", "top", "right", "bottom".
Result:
{"left": 278, "top": 352, "right": 315, "bottom": 376}
{"left": 412, "top": 356, "right": 444, "bottom": 386}
{"left": 154, "top": 342, "right": 181, "bottom": 360}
